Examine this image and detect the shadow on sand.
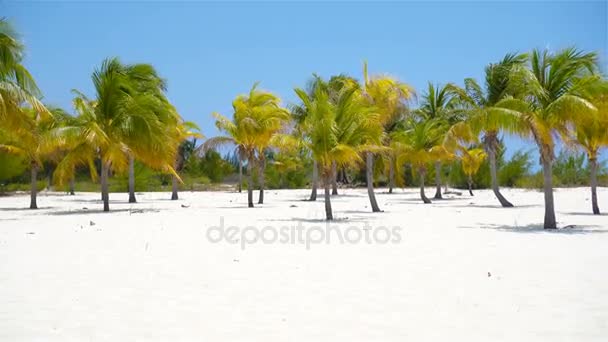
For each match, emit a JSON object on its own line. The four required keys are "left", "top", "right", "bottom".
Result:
{"left": 561, "top": 211, "right": 607, "bottom": 216}
{"left": 463, "top": 222, "right": 608, "bottom": 234}
{"left": 39, "top": 208, "right": 161, "bottom": 216}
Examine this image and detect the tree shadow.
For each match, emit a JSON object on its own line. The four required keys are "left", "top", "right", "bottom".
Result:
{"left": 0, "top": 206, "right": 55, "bottom": 211}
{"left": 561, "top": 212, "right": 608, "bottom": 216}
{"left": 462, "top": 222, "right": 608, "bottom": 234}
{"left": 40, "top": 208, "right": 160, "bottom": 216}
{"left": 452, "top": 203, "right": 540, "bottom": 209}
{"left": 264, "top": 215, "right": 372, "bottom": 224}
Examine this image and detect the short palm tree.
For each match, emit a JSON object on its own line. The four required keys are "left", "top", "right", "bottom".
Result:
{"left": 448, "top": 52, "right": 527, "bottom": 207}
{"left": 460, "top": 148, "right": 487, "bottom": 196}
{"left": 565, "top": 80, "right": 608, "bottom": 214}
{"left": 206, "top": 83, "right": 289, "bottom": 207}
{"left": 0, "top": 108, "right": 67, "bottom": 208}
{"left": 362, "top": 62, "right": 413, "bottom": 210}
{"left": 414, "top": 83, "right": 460, "bottom": 199}
{"left": 295, "top": 76, "right": 380, "bottom": 220}
{"left": 501, "top": 48, "right": 598, "bottom": 228}
{"left": 171, "top": 122, "right": 202, "bottom": 200}
{"left": 393, "top": 118, "right": 450, "bottom": 203}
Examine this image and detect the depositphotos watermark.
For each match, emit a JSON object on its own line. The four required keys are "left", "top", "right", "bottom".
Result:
{"left": 206, "top": 217, "right": 402, "bottom": 250}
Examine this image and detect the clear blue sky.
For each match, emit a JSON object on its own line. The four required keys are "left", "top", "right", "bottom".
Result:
{"left": 3, "top": 0, "right": 607, "bottom": 162}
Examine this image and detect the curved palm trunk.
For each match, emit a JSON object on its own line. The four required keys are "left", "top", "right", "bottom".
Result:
{"left": 468, "top": 175, "right": 474, "bottom": 196}
{"left": 128, "top": 155, "right": 136, "bottom": 203}
{"left": 69, "top": 176, "right": 75, "bottom": 196}
{"left": 258, "top": 157, "right": 265, "bottom": 204}
{"left": 101, "top": 160, "right": 110, "bottom": 212}
{"left": 541, "top": 155, "right": 556, "bottom": 229}
{"left": 247, "top": 159, "right": 254, "bottom": 208}
{"left": 419, "top": 168, "right": 431, "bottom": 204}
{"left": 388, "top": 156, "right": 395, "bottom": 194}
{"left": 30, "top": 163, "right": 38, "bottom": 209}
{"left": 590, "top": 157, "right": 600, "bottom": 215}
{"left": 331, "top": 161, "right": 338, "bottom": 195}
{"left": 323, "top": 175, "right": 333, "bottom": 220}
{"left": 238, "top": 157, "right": 243, "bottom": 193}
{"left": 309, "top": 159, "right": 318, "bottom": 201}
{"left": 366, "top": 152, "right": 381, "bottom": 212}
{"left": 433, "top": 161, "right": 442, "bottom": 199}
{"left": 487, "top": 146, "right": 514, "bottom": 207}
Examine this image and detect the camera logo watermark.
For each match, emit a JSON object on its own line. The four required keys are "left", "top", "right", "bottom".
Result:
{"left": 206, "top": 217, "right": 402, "bottom": 250}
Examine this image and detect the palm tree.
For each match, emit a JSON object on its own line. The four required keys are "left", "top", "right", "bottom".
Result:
{"left": 0, "top": 108, "right": 66, "bottom": 208}
{"left": 55, "top": 58, "right": 180, "bottom": 212}
{"left": 565, "top": 80, "right": 608, "bottom": 214}
{"left": 414, "top": 83, "right": 460, "bottom": 199}
{"left": 460, "top": 148, "right": 487, "bottom": 196}
{"left": 448, "top": 53, "right": 528, "bottom": 207}
{"left": 394, "top": 118, "right": 450, "bottom": 203}
{"left": 502, "top": 48, "right": 598, "bottom": 228}
{"left": 206, "top": 83, "right": 288, "bottom": 207}
{"left": 0, "top": 19, "right": 49, "bottom": 130}
{"left": 171, "top": 123, "right": 202, "bottom": 200}
{"left": 295, "top": 76, "right": 380, "bottom": 220}
{"left": 362, "top": 62, "right": 413, "bottom": 210}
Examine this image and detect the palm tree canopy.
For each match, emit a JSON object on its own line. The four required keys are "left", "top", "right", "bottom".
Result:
{"left": 498, "top": 47, "right": 599, "bottom": 157}
{"left": 0, "top": 19, "right": 48, "bottom": 130}
{"left": 295, "top": 76, "right": 381, "bottom": 173}
{"left": 206, "top": 83, "right": 289, "bottom": 160}
{"left": 54, "top": 57, "right": 182, "bottom": 184}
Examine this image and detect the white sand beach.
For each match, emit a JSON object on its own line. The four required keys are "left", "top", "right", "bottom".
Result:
{"left": 1, "top": 187, "right": 607, "bottom": 341}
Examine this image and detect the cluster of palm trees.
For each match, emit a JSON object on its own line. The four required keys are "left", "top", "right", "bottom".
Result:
{"left": 1, "top": 19, "right": 607, "bottom": 229}
{"left": 210, "top": 52, "right": 607, "bottom": 229}
{"left": 0, "top": 20, "right": 199, "bottom": 211}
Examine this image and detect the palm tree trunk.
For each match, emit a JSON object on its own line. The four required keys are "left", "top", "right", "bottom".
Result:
{"left": 128, "top": 154, "right": 136, "bottom": 203}
{"left": 468, "top": 175, "right": 474, "bottom": 196}
{"left": 388, "top": 156, "right": 395, "bottom": 194}
{"left": 419, "top": 168, "right": 431, "bottom": 204}
{"left": 247, "top": 158, "right": 254, "bottom": 208}
{"left": 101, "top": 160, "right": 110, "bottom": 212}
{"left": 488, "top": 146, "right": 514, "bottom": 207}
{"left": 331, "top": 161, "right": 338, "bottom": 195}
{"left": 238, "top": 157, "right": 243, "bottom": 193}
{"left": 258, "top": 157, "right": 265, "bottom": 204}
{"left": 590, "top": 157, "right": 600, "bottom": 215}
{"left": 30, "top": 163, "right": 38, "bottom": 209}
{"left": 309, "top": 159, "right": 318, "bottom": 201}
{"left": 324, "top": 175, "right": 333, "bottom": 220}
{"left": 171, "top": 175, "right": 179, "bottom": 200}
{"left": 433, "top": 161, "right": 442, "bottom": 199}
{"left": 69, "top": 176, "right": 75, "bottom": 195}
{"left": 366, "top": 152, "right": 381, "bottom": 212}
{"left": 541, "top": 154, "right": 556, "bottom": 229}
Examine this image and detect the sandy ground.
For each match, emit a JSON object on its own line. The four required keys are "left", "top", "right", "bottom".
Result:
{"left": 0, "top": 187, "right": 607, "bottom": 341}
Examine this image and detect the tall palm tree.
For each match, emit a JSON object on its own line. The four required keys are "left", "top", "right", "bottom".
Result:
{"left": 362, "top": 62, "right": 413, "bottom": 210}
{"left": 54, "top": 58, "right": 180, "bottom": 212}
{"left": 460, "top": 148, "right": 487, "bottom": 196}
{"left": 295, "top": 76, "right": 380, "bottom": 220}
{"left": 393, "top": 118, "right": 450, "bottom": 203}
{"left": 501, "top": 48, "right": 598, "bottom": 228}
{"left": 0, "top": 108, "right": 67, "bottom": 208}
{"left": 414, "top": 83, "right": 459, "bottom": 199}
{"left": 0, "top": 19, "right": 49, "bottom": 130}
{"left": 448, "top": 52, "right": 528, "bottom": 207}
{"left": 206, "top": 83, "right": 288, "bottom": 207}
{"left": 564, "top": 80, "right": 608, "bottom": 214}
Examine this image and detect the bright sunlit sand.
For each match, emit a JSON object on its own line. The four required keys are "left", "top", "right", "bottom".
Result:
{"left": 1, "top": 187, "right": 607, "bottom": 341}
